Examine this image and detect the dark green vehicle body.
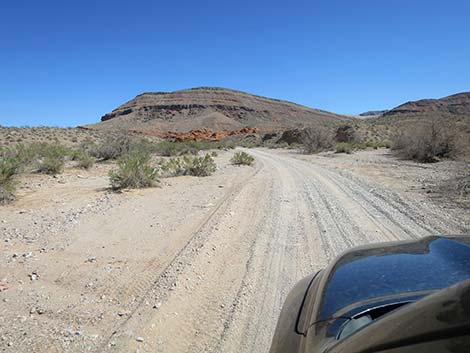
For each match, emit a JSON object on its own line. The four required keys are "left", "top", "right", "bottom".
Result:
{"left": 269, "top": 236, "right": 470, "bottom": 353}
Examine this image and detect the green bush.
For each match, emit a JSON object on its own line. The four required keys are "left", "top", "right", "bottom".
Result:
{"left": 37, "top": 155, "right": 65, "bottom": 174}
{"left": 230, "top": 151, "right": 255, "bottom": 166}
{"left": 0, "top": 144, "right": 37, "bottom": 174}
{"left": 185, "top": 154, "right": 217, "bottom": 176}
{"left": 11, "top": 144, "right": 37, "bottom": 170}
{"left": 35, "top": 144, "right": 69, "bottom": 174}
{"left": 109, "top": 152, "right": 158, "bottom": 190}
{"left": 335, "top": 143, "right": 353, "bottom": 154}
{"left": 0, "top": 157, "right": 19, "bottom": 204}
{"left": 75, "top": 151, "right": 95, "bottom": 170}
{"left": 92, "top": 136, "right": 133, "bottom": 160}
{"left": 159, "top": 153, "right": 217, "bottom": 177}
{"left": 159, "top": 157, "right": 187, "bottom": 177}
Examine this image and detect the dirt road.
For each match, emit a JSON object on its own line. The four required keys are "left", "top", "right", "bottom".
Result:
{"left": 1, "top": 149, "right": 468, "bottom": 353}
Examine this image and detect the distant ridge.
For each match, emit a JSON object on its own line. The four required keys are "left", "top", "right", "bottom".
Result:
{"left": 359, "top": 110, "right": 389, "bottom": 117}
{"left": 385, "top": 92, "right": 470, "bottom": 116}
{"left": 88, "top": 87, "right": 347, "bottom": 133}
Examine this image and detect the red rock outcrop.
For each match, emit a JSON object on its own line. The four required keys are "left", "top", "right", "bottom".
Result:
{"left": 162, "top": 127, "right": 259, "bottom": 142}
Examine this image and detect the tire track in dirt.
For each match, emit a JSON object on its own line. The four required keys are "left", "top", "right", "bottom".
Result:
{"left": 215, "top": 148, "right": 461, "bottom": 353}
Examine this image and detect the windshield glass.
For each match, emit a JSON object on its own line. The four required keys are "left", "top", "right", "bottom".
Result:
{"left": 319, "top": 237, "right": 470, "bottom": 321}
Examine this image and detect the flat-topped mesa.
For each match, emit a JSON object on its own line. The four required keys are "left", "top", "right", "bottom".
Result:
{"left": 91, "top": 87, "right": 346, "bottom": 134}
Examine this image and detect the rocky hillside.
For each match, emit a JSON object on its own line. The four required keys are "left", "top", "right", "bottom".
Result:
{"left": 88, "top": 87, "right": 346, "bottom": 134}
{"left": 385, "top": 92, "right": 470, "bottom": 116}
{"left": 359, "top": 110, "right": 389, "bottom": 117}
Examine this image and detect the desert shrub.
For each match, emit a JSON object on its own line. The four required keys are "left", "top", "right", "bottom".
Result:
{"left": 37, "top": 155, "right": 65, "bottom": 174}
{"left": 78, "top": 140, "right": 100, "bottom": 156}
{"left": 335, "top": 125, "right": 359, "bottom": 143}
{"left": 159, "top": 157, "right": 187, "bottom": 177}
{"left": 92, "top": 135, "right": 133, "bottom": 160}
{"left": 153, "top": 141, "right": 197, "bottom": 156}
{"left": 75, "top": 151, "right": 95, "bottom": 169}
{"left": 0, "top": 157, "right": 19, "bottom": 204}
{"left": 12, "top": 144, "right": 37, "bottom": 169}
{"left": 0, "top": 144, "right": 38, "bottom": 174}
{"left": 376, "top": 140, "right": 392, "bottom": 148}
{"left": 391, "top": 122, "right": 455, "bottom": 162}
{"left": 335, "top": 143, "right": 353, "bottom": 154}
{"left": 301, "top": 127, "right": 334, "bottom": 154}
{"left": 36, "top": 144, "right": 69, "bottom": 174}
{"left": 159, "top": 154, "right": 217, "bottom": 177}
{"left": 153, "top": 140, "right": 232, "bottom": 157}
{"left": 109, "top": 151, "right": 158, "bottom": 190}
{"left": 231, "top": 151, "right": 255, "bottom": 166}
{"left": 185, "top": 154, "right": 217, "bottom": 176}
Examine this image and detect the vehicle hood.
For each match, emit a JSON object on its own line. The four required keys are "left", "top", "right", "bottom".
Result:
{"left": 318, "top": 236, "right": 470, "bottom": 321}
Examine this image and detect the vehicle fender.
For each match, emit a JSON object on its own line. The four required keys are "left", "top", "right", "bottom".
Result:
{"left": 269, "top": 272, "right": 320, "bottom": 353}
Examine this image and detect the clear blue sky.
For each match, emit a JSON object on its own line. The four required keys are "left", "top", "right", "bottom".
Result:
{"left": 1, "top": 0, "right": 469, "bottom": 127}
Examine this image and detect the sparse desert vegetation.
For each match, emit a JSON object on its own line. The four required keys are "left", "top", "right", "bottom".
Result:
{"left": 0, "top": 136, "right": 236, "bottom": 202}
{"left": 159, "top": 153, "right": 217, "bottom": 177}
{"left": 74, "top": 151, "right": 95, "bottom": 169}
{"left": 391, "top": 121, "right": 457, "bottom": 163}
{"left": 109, "top": 151, "right": 159, "bottom": 190}
{"left": 230, "top": 151, "right": 255, "bottom": 166}
{"left": 301, "top": 126, "right": 335, "bottom": 153}
{"left": 0, "top": 155, "right": 18, "bottom": 204}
